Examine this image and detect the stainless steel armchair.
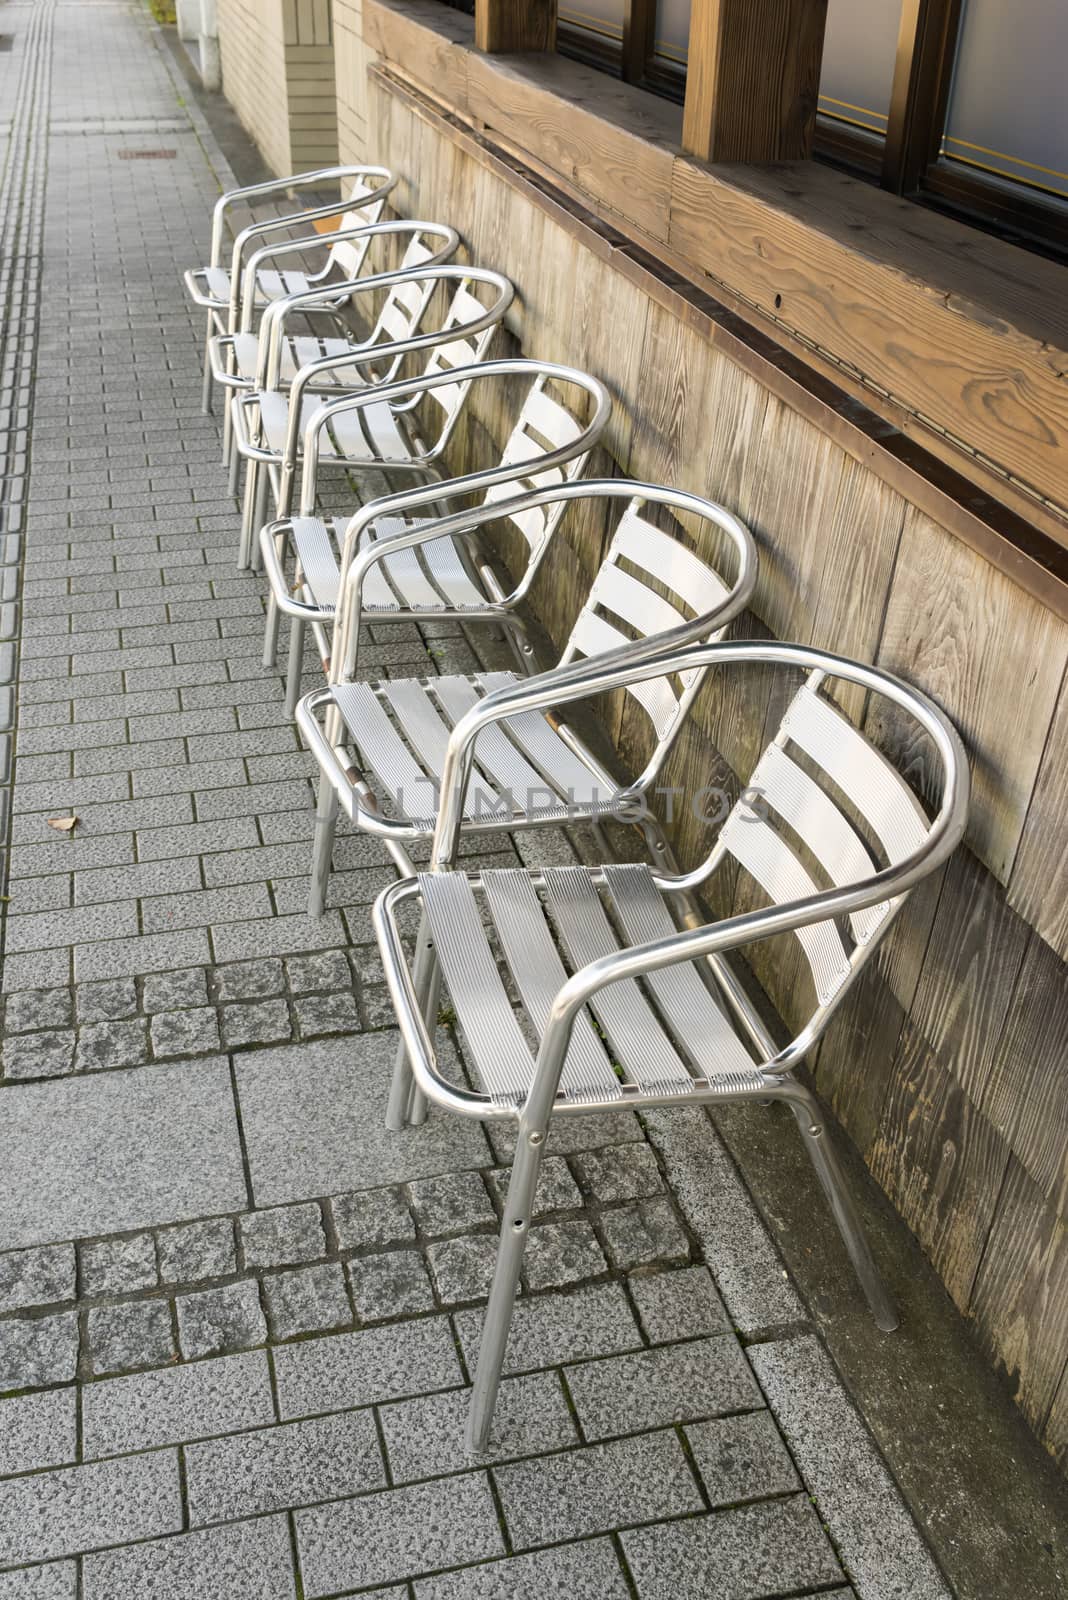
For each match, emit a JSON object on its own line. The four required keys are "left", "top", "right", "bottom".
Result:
{"left": 229, "top": 265, "right": 515, "bottom": 570}
{"left": 260, "top": 359, "right": 612, "bottom": 716}
{"left": 371, "top": 638, "right": 969, "bottom": 1454}
{"left": 296, "top": 480, "right": 756, "bottom": 916}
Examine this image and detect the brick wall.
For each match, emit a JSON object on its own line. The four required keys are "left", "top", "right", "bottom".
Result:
{"left": 217, "top": 0, "right": 339, "bottom": 175}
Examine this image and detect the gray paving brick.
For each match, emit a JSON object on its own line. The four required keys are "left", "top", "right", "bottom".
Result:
{"left": 496, "top": 1429, "right": 703, "bottom": 1550}
{"left": 135, "top": 816, "right": 258, "bottom": 861}
{"left": 80, "top": 1233, "right": 157, "bottom": 1296}
{"left": 285, "top": 950, "right": 351, "bottom": 994}
{"left": 409, "top": 1172, "right": 496, "bottom": 1237}
{"left": 574, "top": 1142, "right": 665, "bottom": 1202}
{"left": 412, "top": 1538, "right": 630, "bottom": 1599}
{"left": 382, "top": 1371, "right": 577, "bottom": 1482}
{"left": 749, "top": 1335, "right": 951, "bottom": 1600}
{"left": 330, "top": 1187, "right": 414, "bottom": 1250}
{"left": 211, "top": 910, "right": 346, "bottom": 964}
{"left": 7, "top": 834, "right": 134, "bottom": 881}
{"left": 186, "top": 1409, "right": 385, "bottom": 1525}
{"left": 425, "top": 1234, "right": 498, "bottom": 1305}
{"left": 81, "top": 1515, "right": 296, "bottom": 1600}
{"left": 0, "top": 1450, "right": 181, "bottom": 1568}
{"left": 73, "top": 857, "right": 200, "bottom": 906}
{"left": 156, "top": 1218, "right": 236, "bottom": 1284}
{"left": 176, "top": 1281, "right": 267, "bottom": 1360}
{"left": 565, "top": 1336, "right": 761, "bottom": 1441}
{"left": 2, "top": 952, "right": 73, "bottom": 997}
{"left": 273, "top": 1317, "right": 462, "bottom": 1421}
{"left": 686, "top": 1410, "right": 800, "bottom": 1504}
{"left": 87, "top": 1299, "right": 176, "bottom": 1375}
{"left": 347, "top": 1249, "right": 435, "bottom": 1322}
{"left": 221, "top": 998, "right": 292, "bottom": 1049}
{"left": 296, "top": 1471, "right": 504, "bottom": 1596}
{"left": 0, "top": 1313, "right": 79, "bottom": 1392}
{"left": 599, "top": 1197, "right": 691, "bottom": 1270}
{"left": 1, "top": 1058, "right": 247, "bottom": 1249}
{"left": 150, "top": 1006, "right": 221, "bottom": 1058}
{"left": 3, "top": 989, "right": 72, "bottom": 1033}
{"left": 621, "top": 1498, "right": 844, "bottom": 1600}
{"left": 74, "top": 1017, "right": 150, "bottom": 1072}
{"left": 82, "top": 1351, "right": 275, "bottom": 1459}
{"left": 143, "top": 882, "right": 272, "bottom": 935}
{"left": 0, "top": 1561, "right": 76, "bottom": 1600}
{"left": 524, "top": 1220, "right": 608, "bottom": 1290}
{"left": 240, "top": 1205, "right": 323, "bottom": 1271}
{"left": 213, "top": 959, "right": 285, "bottom": 1002}
{"left": 454, "top": 1282, "right": 642, "bottom": 1378}
{"left": 2, "top": 1029, "right": 77, "bottom": 1081}
{"left": 0, "top": 1389, "right": 77, "bottom": 1478}
{"left": 294, "top": 990, "right": 360, "bottom": 1037}
{"left": 75, "top": 979, "right": 137, "bottom": 1024}
{"left": 74, "top": 927, "right": 212, "bottom": 982}
{"left": 264, "top": 1264, "right": 352, "bottom": 1340}
{"left": 486, "top": 1155, "right": 582, "bottom": 1217}
{"left": 143, "top": 967, "right": 209, "bottom": 1012}
{"left": 628, "top": 1265, "right": 730, "bottom": 1343}
{"left": 235, "top": 1037, "right": 491, "bottom": 1207}
{"left": 487, "top": 1108, "right": 644, "bottom": 1163}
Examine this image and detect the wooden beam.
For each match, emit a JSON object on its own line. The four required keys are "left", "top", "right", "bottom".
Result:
{"left": 681, "top": 0, "right": 828, "bottom": 162}
{"left": 621, "top": 0, "right": 656, "bottom": 85}
{"left": 475, "top": 0, "right": 556, "bottom": 54}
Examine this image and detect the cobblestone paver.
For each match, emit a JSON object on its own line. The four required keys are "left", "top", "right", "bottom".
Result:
{"left": 0, "top": 3, "right": 953, "bottom": 1597}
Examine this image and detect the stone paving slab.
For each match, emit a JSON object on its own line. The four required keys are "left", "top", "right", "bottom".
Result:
{"left": 0, "top": 1, "right": 959, "bottom": 1596}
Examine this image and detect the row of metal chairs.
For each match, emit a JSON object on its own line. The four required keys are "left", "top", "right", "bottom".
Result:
{"left": 184, "top": 162, "right": 970, "bottom": 1453}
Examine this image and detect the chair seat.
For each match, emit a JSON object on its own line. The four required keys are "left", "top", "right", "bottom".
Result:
{"left": 255, "top": 389, "right": 412, "bottom": 464}
{"left": 286, "top": 514, "right": 492, "bottom": 617}
{"left": 202, "top": 264, "right": 313, "bottom": 310}
{"left": 327, "top": 671, "right": 621, "bottom": 831}
{"left": 411, "top": 864, "right": 759, "bottom": 1107}
{"left": 231, "top": 333, "right": 368, "bottom": 388}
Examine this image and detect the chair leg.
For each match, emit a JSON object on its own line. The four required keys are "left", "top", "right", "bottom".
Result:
{"left": 228, "top": 433, "right": 242, "bottom": 497}
{"left": 466, "top": 1124, "right": 546, "bottom": 1455}
{"left": 308, "top": 771, "right": 338, "bottom": 918}
{"left": 386, "top": 911, "right": 438, "bottom": 1133}
{"left": 781, "top": 1079, "right": 898, "bottom": 1332}
{"left": 503, "top": 614, "right": 538, "bottom": 676}
{"left": 284, "top": 619, "right": 305, "bottom": 717}
{"left": 238, "top": 460, "right": 260, "bottom": 570}
{"left": 202, "top": 318, "right": 214, "bottom": 416}
{"left": 263, "top": 594, "right": 281, "bottom": 670}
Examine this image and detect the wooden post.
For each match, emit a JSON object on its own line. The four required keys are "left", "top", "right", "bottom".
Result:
{"left": 475, "top": 0, "right": 557, "bottom": 54}
{"left": 682, "top": 0, "right": 829, "bottom": 163}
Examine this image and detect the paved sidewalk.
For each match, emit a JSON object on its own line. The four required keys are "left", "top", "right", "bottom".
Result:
{"left": 0, "top": 3, "right": 954, "bottom": 1596}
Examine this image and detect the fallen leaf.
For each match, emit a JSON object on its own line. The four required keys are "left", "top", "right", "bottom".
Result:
{"left": 47, "top": 815, "right": 79, "bottom": 834}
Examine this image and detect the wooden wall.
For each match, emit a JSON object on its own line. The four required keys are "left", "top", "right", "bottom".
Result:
{"left": 335, "top": 27, "right": 1068, "bottom": 1474}
{"left": 217, "top": 0, "right": 338, "bottom": 176}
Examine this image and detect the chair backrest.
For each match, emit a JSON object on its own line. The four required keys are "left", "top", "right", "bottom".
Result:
{"left": 714, "top": 669, "right": 932, "bottom": 1014}
{"left": 359, "top": 234, "right": 445, "bottom": 384}
{"left": 416, "top": 278, "right": 508, "bottom": 446}
{"left": 479, "top": 373, "right": 589, "bottom": 556}
{"left": 326, "top": 174, "right": 392, "bottom": 277}
{"left": 558, "top": 494, "right": 743, "bottom": 781}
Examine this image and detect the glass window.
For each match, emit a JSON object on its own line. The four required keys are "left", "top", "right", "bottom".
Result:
{"left": 653, "top": 0, "right": 690, "bottom": 74}
{"left": 558, "top": 1, "right": 626, "bottom": 55}
{"left": 818, "top": 0, "right": 901, "bottom": 139}
{"left": 939, "top": 0, "right": 1068, "bottom": 202}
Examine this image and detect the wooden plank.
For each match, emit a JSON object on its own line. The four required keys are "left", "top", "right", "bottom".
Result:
{"left": 969, "top": 1158, "right": 1068, "bottom": 1439}
{"left": 475, "top": 0, "right": 556, "bottom": 54}
{"left": 1007, "top": 669, "right": 1068, "bottom": 960}
{"left": 983, "top": 931, "right": 1068, "bottom": 1205}
{"left": 869, "top": 1017, "right": 1012, "bottom": 1309}
{"left": 871, "top": 505, "right": 1068, "bottom": 885}
{"left": 668, "top": 159, "right": 1068, "bottom": 513}
{"left": 682, "top": 0, "right": 828, "bottom": 162}
{"left": 363, "top": 0, "right": 472, "bottom": 115}
{"left": 1044, "top": 1362, "right": 1068, "bottom": 1472}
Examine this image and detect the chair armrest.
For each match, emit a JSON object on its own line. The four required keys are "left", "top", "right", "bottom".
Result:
{"left": 208, "top": 165, "right": 394, "bottom": 264}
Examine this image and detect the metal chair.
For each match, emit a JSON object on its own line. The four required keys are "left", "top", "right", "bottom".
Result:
{"left": 206, "top": 219, "right": 461, "bottom": 412}
{"left": 184, "top": 163, "right": 397, "bottom": 416}
{"left": 259, "top": 360, "right": 612, "bottom": 716}
{"left": 228, "top": 266, "right": 515, "bottom": 570}
{"left": 371, "top": 639, "right": 970, "bottom": 1453}
{"left": 296, "top": 480, "right": 757, "bottom": 916}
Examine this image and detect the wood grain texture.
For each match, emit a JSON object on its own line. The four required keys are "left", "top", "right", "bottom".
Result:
{"left": 983, "top": 932, "right": 1068, "bottom": 1208}
{"left": 668, "top": 159, "right": 1068, "bottom": 514}
{"left": 873, "top": 505, "right": 1068, "bottom": 884}
{"left": 682, "top": 0, "right": 828, "bottom": 162}
{"left": 475, "top": 0, "right": 556, "bottom": 54}
{"left": 1007, "top": 669, "right": 1068, "bottom": 960}
{"left": 969, "top": 1159, "right": 1068, "bottom": 1441}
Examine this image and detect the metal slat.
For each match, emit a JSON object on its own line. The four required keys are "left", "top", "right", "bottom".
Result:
{"left": 751, "top": 743, "right": 888, "bottom": 944}
{"left": 587, "top": 561, "right": 684, "bottom": 638}
{"left": 720, "top": 810, "right": 852, "bottom": 1005}
{"left": 330, "top": 681, "right": 439, "bottom": 826}
{"left": 475, "top": 673, "right": 612, "bottom": 808}
{"left": 480, "top": 870, "right": 621, "bottom": 1100}
{"left": 566, "top": 611, "right": 681, "bottom": 740}
{"left": 784, "top": 686, "right": 929, "bottom": 865}
{"left": 419, "top": 873, "right": 534, "bottom": 1101}
{"left": 541, "top": 868, "right": 694, "bottom": 1093}
{"left": 612, "top": 512, "right": 730, "bottom": 616}
{"left": 378, "top": 679, "right": 502, "bottom": 822}
{"left": 604, "top": 865, "right": 758, "bottom": 1078}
